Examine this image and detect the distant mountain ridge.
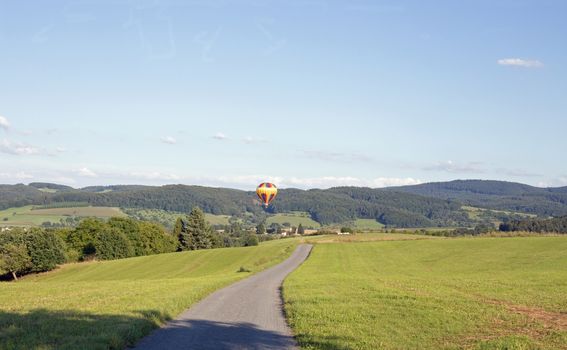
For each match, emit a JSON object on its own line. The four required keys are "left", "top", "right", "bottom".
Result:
{"left": 389, "top": 180, "right": 567, "bottom": 216}
{"left": 1, "top": 180, "right": 566, "bottom": 227}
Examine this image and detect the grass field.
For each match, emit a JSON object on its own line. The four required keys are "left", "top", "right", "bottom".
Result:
{"left": 284, "top": 237, "right": 567, "bottom": 349}
{"left": 0, "top": 239, "right": 297, "bottom": 349}
{"left": 302, "top": 232, "right": 440, "bottom": 244}
{"left": 0, "top": 206, "right": 126, "bottom": 226}
{"left": 123, "top": 208, "right": 231, "bottom": 229}
{"left": 267, "top": 212, "right": 321, "bottom": 228}
{"left": 353, "top": 218, "right": 385, "bottom": 230}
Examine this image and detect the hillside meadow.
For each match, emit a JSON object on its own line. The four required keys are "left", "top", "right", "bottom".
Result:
{"left": 284, "top": 236, "right": 567, "bottom": 349}
{"left": 0, "top": 239, "right": 297, "bottom": 349}
{"left": 0, "top": 205, "right": 125, "bottom": 226}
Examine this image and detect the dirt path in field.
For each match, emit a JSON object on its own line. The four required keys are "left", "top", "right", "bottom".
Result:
{"left": 132, "top": 244, "right": 312, "bottom": 350}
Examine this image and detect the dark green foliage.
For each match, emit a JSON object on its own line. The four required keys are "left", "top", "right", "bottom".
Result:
{"left": 391, "top": 180, "right": 567, "bottom": 217}
{"left": 66, "top": 218, "right": 104, "bottom": 257}
{"left": 23, "top": 228, "right": 66, "bottom": 272}
{"left": 178, "top": 207, "right": 213, "bottom": 251}
{"left": 0, "top": 243, "right": 31, "bottom": 280}
{"left": 499, "top": 216, "right": 567, "bottom": 233}
{"left": 136, "top": 222, "right": 178, "bottom": 255}
{"left": 92, "top": 228, "right": 133, "bottom": 260}
{"left": 108, "top": 217, "right": 145, "bottom": 256}
{"left": 340, "top": 227, "right": 353, "bottom": 233}
{"left": 3, "top": 180, "right": 567, "bottom": 228}
{"left": 173, "top": 217, "right": 184, "bottom": 237}
{"left": 65, "top": 218, "right": 176, "bottom": 260}
{"left": 297, "top": 224, "right": 305, "bottom": 235}
{"left": 0, "top": 228, "right": 65, "bottom": 279}
{"left": 242, "top": 234, "right": 259, "bottom": 247}
{"left": 256, "top": 223, "right": 266, "bottom": 235}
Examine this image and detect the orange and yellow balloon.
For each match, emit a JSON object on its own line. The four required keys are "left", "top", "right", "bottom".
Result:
{"left": 256, "top": 182, "right": 278, "bottom": 207}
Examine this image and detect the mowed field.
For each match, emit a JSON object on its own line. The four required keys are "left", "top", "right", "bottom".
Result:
{"left": 284, "top": 236, "right": 567, "bottom": 349}
{"left": 266, "top": 212, "right": 321, "bottom": 228}
{"left": 0, "top": 206, "right": 125, "bottom": 226}
{"left": 0, "top": 239, "right": 297, "bottom": 350}
{"left": 353, "top": 218, "right": 385, "bottom": 230}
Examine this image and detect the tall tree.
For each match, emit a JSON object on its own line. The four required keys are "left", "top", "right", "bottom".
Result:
{"left": 256, "top": 222, "right": 266, "bottom": 235}
{"left": 297, "top": 224, "right": 305, "bottom": 235}
{"left": 178, "top": 207, "right": 213, "bottom": 251}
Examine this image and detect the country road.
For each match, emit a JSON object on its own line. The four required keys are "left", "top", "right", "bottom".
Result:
{"left": 133, "top": 244, "right": 313, "bottom": 350}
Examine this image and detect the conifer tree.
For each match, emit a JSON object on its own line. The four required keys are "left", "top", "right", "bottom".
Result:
{"left": 178, "top": 207, "right": 212, "bottom": 250}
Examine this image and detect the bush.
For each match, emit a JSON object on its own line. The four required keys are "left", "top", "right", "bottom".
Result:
{"left": 24, "top": 228, "right": 66, "bottom": 272}
{"left": 242, "top": 234, "right": 259, "bottom": 247}
{"left": 93, "top": 228, "right": 133, "bottom": 260}
{"left": 340, "top": 227, "right": 353, "bottom": 233}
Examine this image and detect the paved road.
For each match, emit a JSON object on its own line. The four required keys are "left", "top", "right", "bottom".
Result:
{"left": 133, "top": 244, "right": 312, "bottom": 350}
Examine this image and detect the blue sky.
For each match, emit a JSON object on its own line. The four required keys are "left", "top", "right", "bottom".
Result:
{"left": 1, "top": 0, "right": 566, "bottom": 189}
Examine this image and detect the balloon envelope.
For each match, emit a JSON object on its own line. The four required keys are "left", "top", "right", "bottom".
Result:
{"left": 256, "top": 183, "right": 278, "bottom": 207}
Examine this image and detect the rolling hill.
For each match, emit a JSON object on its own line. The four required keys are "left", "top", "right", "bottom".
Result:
{"left": 1, "top": 180, "right": 566, "bottom": 228}
{"left": 389, "top": 180, "right": 567, "bottom": 216}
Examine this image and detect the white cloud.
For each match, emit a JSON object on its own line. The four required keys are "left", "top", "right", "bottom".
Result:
{"left": 0, "top": 116, "right": 10, "bottom": 131}
{"left": 0, "top": 171, "right": 34, "bottom": 180}
{"left": 161, "top": 136, "right": 177, "bottom": 145}
{"left": 212, "top": 175, "right": 421, "bottom": 189}
{"left": 56, "top": 147, "right": 67, "bottom": 153}
{"left": 243, "top": 136, "right": 268, "bottom": 144}
{"left": 537, "top": 176, "right": 567, "bottom": 188}
{"left": 75, "top": 167, "right": 98, "bottom": 177}
{"left": 128, "top": 171, "right": 181, "bottom": 181}
{"left": 302, "top": 150, "right": 374, "bottom": 163}
{"left": 369, "top": 177, "right": 422, "bottom": 187}
{"left": 0, "top": 139, "right": 42, "bottom": 155}
{"left": 424, "top": 160, "right": 485, "bottom": 174}
{"left": 497, "top": 58, "right": 543, "bottom": 68}
{"left": 213, "top": 132, "right": 227, "bottom": 140}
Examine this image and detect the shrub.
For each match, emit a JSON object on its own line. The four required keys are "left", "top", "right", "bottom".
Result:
{"left": 242, "top": 234, "right": 259, "bottom": 247}
{"left": 93, "top": 228, "right": 133, "bottom": 260}
{"left": 24, "top": 228, "right": 66, "bottom": 272}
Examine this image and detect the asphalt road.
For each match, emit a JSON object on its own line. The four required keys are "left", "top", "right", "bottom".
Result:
{"left": 133, "top": 244, "right": 313, "bottom": 350}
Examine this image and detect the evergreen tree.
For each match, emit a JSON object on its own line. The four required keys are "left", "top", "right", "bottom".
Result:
{"left": 297, "top": 223, "right": 305, "bottom": 235}
{"left": 256, "top": 222, "right": 266, "bottom": 235}
{"left": 178, "top": 207, "right": 213, "bottom": 250}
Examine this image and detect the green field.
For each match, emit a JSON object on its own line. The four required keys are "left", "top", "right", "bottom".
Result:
{"left": 284, "top": 236, "right": 567, "bottom": 349}
{"left": 0, "top": 239, "right": 297, "bottom": 349}
{"left": 267, "top": 212, "right": 321, "bottom": 228}
{"left": 353, "top": 218, "right": 385, "bottom": 230}
{"left": 302, "top": 232, "right": 441, "bottom": 244}
{"left": 0, "top": 206, "right": 126, "bottom": 226}
{"left": 123, "top": 208, "right": 231, "bottom": 229}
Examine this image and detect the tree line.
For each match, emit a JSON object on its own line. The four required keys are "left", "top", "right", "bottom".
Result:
{"left": 499, "top": 216, "right": 567, "bottom": 233}
{"left": 0, "top": 183, "right": 504, "bottom": 228}
{"left": 0, "top": 207, "right": 265, "bottom": 281}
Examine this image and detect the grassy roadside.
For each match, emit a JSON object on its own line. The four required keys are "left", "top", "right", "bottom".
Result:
{"left": 0, "top": 239, "right": 298, "bottom": 349}
{"left": 284, "top": 236, "right": 567, "bottom": 349}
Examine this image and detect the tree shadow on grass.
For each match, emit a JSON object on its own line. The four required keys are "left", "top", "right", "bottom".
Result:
{"left": 1, "top": 309, "right": 353, "bottom": 350}
{"left": 0, "top": 308, "right": 168, "bottom": 350}
{"left": 133, "top": 318, "right": 355, "bottom": 350}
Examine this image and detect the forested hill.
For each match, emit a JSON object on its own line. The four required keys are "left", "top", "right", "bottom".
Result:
{"left": 389, "top": 180, "right": 567, "bottom": 216}
{"left": 1, "top": 180, "right": 567, "bottom": 227}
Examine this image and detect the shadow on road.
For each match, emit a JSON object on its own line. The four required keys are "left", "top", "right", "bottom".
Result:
{"left": 134, "top": 319, "right": 297, "bottom": 349}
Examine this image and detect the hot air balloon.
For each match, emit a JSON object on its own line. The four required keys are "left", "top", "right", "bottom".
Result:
{"left": 256, "top": 182, "right": 278, "bottom": 207}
